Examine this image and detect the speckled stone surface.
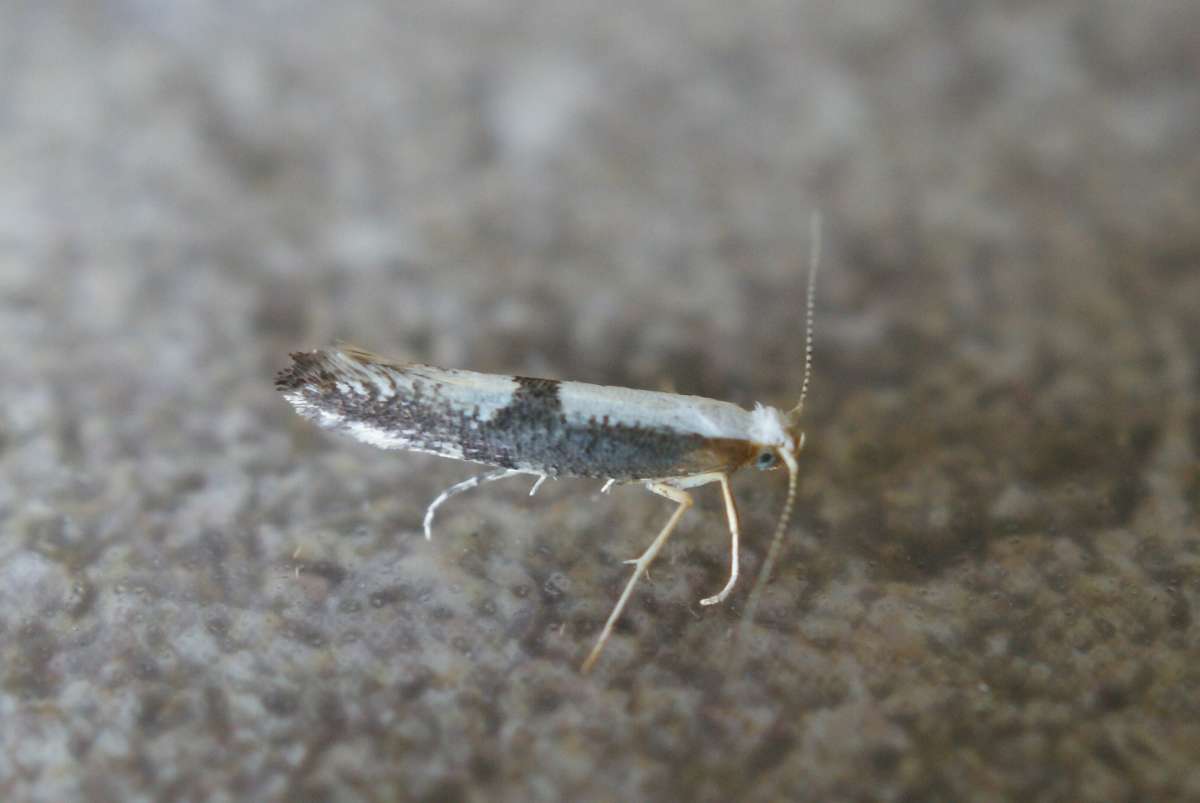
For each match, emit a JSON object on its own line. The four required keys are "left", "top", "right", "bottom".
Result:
{"left": 2, "top": 1, "right": 1198, "bottom": 801}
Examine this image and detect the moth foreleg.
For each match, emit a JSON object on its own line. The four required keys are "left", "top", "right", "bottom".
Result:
{"left": 699, "top": 473, "right": 740, "bottom": 606}
{"left": 423, "top": 468, "right": 522, "bottom": 540}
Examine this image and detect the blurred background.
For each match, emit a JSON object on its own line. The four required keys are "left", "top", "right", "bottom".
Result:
{"left": 1, "top": 1, "right": 1198, "bottom": 800}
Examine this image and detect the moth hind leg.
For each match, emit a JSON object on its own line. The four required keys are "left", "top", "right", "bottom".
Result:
{"left": 422, "top": 468, "right": 522, "bottom": 540}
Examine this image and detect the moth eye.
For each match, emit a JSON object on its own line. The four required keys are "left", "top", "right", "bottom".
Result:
{"left": 755, "top": 451, "right": 776, "bottom": 469}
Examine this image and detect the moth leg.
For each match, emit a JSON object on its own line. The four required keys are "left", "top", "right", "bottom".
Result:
{"left": 528, "top": 474, "right": 548, "bottom": 497}
{"left": 699, "top": 473, "right": 740, "bottom": 606}
{"left": 581, "top": 481, "right": 692, "bottom": 673}
{"left": 423, "top": 468, "right": 522, "bottom": 541}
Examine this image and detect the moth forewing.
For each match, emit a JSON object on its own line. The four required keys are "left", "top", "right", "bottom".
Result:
{"left": 660, "top": 437, "right": 760, "bottom": 479}
{"left": 277, "top": 348, "right": 771, "bottom": 482}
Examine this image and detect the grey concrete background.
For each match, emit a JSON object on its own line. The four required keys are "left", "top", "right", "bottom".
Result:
{"left": 2, "top": 1, "right": 1198, "bottom": 800}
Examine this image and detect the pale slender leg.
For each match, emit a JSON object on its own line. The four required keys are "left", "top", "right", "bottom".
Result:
{"left": 581, "top": 482, "right": 692, "bottom": 673}
{"left": 699, "top": 474, "right": 740, "bottom": 606}
{"left": 528, "top": 474, "right": 548, "bottom": 496}
{"left": 423, "top": 469, "right": 521, "bottom": 540}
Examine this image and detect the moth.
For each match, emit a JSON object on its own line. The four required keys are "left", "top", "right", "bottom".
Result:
{"left": 276, "top": 217, "right": 821, "bottom": 672}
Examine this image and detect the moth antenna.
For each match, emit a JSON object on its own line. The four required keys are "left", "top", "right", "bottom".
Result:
{"left": 788, "top": 212, "right": 822, "bottom": 422}
{"left": 739, "top": 446, "right": 800, "bottom": 645}
{"left": 734, "top": 213, "right": 819, "bottom": 664}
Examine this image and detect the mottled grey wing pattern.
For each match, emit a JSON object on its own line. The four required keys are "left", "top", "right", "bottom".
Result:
{"left": 275, "top": 347, "right": 759, "bottom": 479}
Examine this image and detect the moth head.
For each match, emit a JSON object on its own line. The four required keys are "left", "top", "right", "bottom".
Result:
{"left": 750, "top": 428, "right": 804, "bottom": 473}
{"left": 748, "top": 404, "right": 799, "bottom": 469}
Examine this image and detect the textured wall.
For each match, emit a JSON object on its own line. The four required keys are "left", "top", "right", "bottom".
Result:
{"left": 2, "top": 1, "right": 1198, "bottom": 800}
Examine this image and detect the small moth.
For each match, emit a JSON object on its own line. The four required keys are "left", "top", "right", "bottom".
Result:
{"left": 276, "top": 216, "right": 822, "bottom": 672}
